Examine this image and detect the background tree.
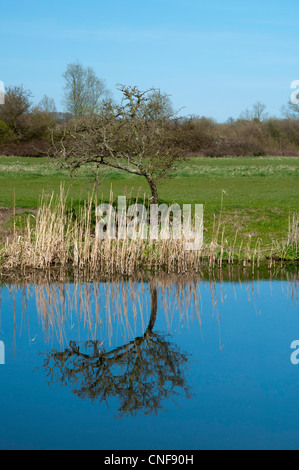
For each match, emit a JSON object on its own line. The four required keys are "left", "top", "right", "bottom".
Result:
{"left": 142, "top": 89, "right": 174, "bottom": 120}
{"left": 62, "top": 62, "right": 108, "bottom": 118}
{"left": 281, "top": 101, "right": 299, "bottom": 119}
{"left": 36, "top": 94, "right": 57, "bottom": 114}
{"left": 251, "top": 101, "right": 268, "bottom": 122}
{"left": 54, "top": 85, "right": 182, "bottom": 203}
{"left": 0, "top": 85, "right": 33, "bottom": 132}
{"left": 239, "top": 101, "right": 268, "bottom": 122}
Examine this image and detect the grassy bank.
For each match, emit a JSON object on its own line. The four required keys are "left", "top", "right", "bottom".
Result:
{"left": 0, "top": 155, "right": 298, "bottom": 271}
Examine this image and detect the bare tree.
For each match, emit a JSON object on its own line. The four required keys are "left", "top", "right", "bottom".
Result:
{"left": 252, "top": 101, "right": 268, "bottom": 122}
{"left": 281, "top": 101, "right": 299, "bottom": 119}
{"left": 54, "top": 85, "right": 182, "bottom": 203}
{"left": 239, "top": 101, "right": 268, "bottom": 122}
{"left": 0, "top": 85, "right": 33, "bottom": 131}
{"left": 62, "top": 62, "right": 108, "bottom": 118}
{"left": 142, "top": 89, "right": 174, "bottom": 121}
{"left": 36, "top": 95, "right": 57, "bottom": 114}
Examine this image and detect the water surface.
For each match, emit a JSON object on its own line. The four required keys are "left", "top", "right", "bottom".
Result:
{"left": 0, "top": 269, "right": 298, "bottom": 450}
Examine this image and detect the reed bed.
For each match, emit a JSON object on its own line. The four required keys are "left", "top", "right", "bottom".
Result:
{"left": 270, "top": 213, "right": 299, "bottom": 262}
{"left": 1, "top": 187, "right": 298, "bottom": 274}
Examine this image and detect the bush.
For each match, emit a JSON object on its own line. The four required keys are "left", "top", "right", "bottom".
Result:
{"left": 0, "top": 140, "right": 53, "bottom": 157}
{"left": 169, "top": 117, "right": 216, "bottom": 155}
{"left": 16, "top": 112, "right": 56, "bottom": 141}
{"left": 203, "top": 136, "right": 266, "bottom": 157}
{"left": 0, "top": 120, "right": 11, "bottom": 144}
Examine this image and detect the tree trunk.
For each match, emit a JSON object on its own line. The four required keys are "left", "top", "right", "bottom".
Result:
{"left": 146, "top": 177, "right": 159, "bottom": 204}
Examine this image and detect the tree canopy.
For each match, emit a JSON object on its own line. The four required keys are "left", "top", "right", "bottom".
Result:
{"left": 54, "top": 85, "right": 181, "bottom": 203}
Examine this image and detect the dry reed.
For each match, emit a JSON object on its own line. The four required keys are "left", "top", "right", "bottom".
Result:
{"left": 1, "top": 187, "right": 298, "bottom": 274}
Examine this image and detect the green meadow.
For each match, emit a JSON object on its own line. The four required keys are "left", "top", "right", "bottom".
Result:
{"left": 0, "top": 155, "right": 298, "bottom": 254}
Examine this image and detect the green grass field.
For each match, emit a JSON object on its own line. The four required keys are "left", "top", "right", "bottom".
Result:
{"left": 0, "top": 155, "right": 298, "bottom": 252}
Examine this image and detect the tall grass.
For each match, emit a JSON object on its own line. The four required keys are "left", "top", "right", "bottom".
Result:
{"left": 1, "top": 187, "right": 298, "bottom": 274}
{"left": 280, "top": 213, "right": 298, "bottom": 260}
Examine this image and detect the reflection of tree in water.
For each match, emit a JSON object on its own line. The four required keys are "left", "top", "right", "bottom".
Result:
{"left": 4, "top": 269, "right": 298, "bottom": 417}
{"left": 41, "top": 284, "right": 191, "bottom": 417}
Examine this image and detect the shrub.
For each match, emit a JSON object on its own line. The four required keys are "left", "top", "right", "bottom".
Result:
{"left": 0, "top": 139, "right": 53, "bottom": 157}
{"left": 169, "top": 117, "right": 216, "bottom": 155}
{"left": 202, "top": 136, "right": 266, "bottom": 158}
{"left": 16, "top": 112, "right": 56, "bottom": 141}
{"left": 0, "top": 120, "right": 11, "bottom": 144}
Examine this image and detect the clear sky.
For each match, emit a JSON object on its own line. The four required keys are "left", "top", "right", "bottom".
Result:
{"left": 1, "top": 0, "right": 299, "bottom": 121}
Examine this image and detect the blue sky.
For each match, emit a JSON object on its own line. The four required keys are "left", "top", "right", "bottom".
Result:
{"left": 1, "top": 0, "right": 299, "bottom": 121}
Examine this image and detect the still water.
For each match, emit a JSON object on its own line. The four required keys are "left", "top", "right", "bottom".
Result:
{"left": 0, "top": 268, "right": 298, "bottom": 450}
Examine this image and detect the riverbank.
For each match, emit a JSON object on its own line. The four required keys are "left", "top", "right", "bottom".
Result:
{"left": 0, "top": 155, "right": 298, "bottom": 272}
{"left": 0, "top": 187, "right": 298, "bottom": 274}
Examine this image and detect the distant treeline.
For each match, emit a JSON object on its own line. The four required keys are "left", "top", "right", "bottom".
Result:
{"left": 1, "top": 112, "right": 299, "bottom": 159}
{"left": 0, "top": 111, "right": 72, "bottom": 158}
{"left": 171, "top": 116, "right": 299, "bottom": 157}
{"left": 0, "top": 63, "right": 299, "bottom": 158}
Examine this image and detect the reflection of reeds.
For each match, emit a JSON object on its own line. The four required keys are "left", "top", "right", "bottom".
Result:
{"left": 1, "top": 268, "right": 298, "bottom": 353}
{"left": 32, "top": 280, "right": 150, "bottom": 348}
{"left": 32, "top": 278, "right": 208, "bottom": 349}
